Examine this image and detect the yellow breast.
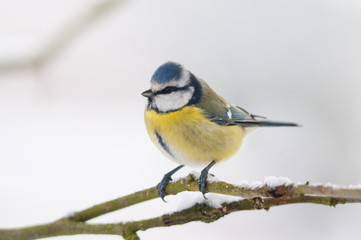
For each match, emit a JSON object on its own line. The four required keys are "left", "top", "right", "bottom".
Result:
{"left": 144, "top": 106, "right": 245, "bottom": 167}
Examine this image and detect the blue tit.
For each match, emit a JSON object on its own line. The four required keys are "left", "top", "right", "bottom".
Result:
{"left": 142, "top": 61, "right": 298, "bottom": 201}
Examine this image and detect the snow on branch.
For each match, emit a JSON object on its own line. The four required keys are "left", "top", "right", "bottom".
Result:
{"left": 0, "top": 173, "right": 360, "bottom": 240}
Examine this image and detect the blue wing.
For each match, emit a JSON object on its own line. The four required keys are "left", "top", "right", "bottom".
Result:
{"left": 210, "top": 105, "right": 299, "bottom": 127}
{"left": 194, "top": 79, "right": 299, "bottom": 127}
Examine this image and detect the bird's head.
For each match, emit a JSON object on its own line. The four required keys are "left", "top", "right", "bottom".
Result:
{"left": 142, "top": 62, "right": 201, "bottom": 113}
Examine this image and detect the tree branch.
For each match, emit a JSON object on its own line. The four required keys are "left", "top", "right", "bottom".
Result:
{"left": 1, "top": 173, "right": 360, "bottom": 240}
{"left": 0, "top": 0, "right": 129, "bottom": 72}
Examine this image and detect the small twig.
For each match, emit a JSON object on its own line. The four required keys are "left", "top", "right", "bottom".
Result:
{"left": 0, "top": 174, "right": 360, "bottom": 240}
{"left": 0, "top": 0, "right": 129, "bottom": 72}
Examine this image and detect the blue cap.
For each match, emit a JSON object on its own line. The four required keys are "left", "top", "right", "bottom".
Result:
{"left": 151, "top": 62, "right": 183, "bottom": 83}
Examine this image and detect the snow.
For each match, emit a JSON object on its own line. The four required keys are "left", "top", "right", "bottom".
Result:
{"left": 348, "top": 184, "right": 361, "bottom": 189}
{"left": 263, "top": 176, "right": 292, "bottom": 188}
{"left": 172, "top": 176, "right": 294, "bottom": 212}
{"left": 172, "top": 171, "right": 219, "bottom": 183}
{"left": 236, "top": 176, "right": 292, "bottom": 189}
{"left": 175, "top": 192, "right": 242, "bottom": 212}
{"left": 302, "top": 182, "right": 361, "bottom": 189}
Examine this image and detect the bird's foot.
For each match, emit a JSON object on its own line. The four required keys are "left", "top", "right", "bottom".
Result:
{"left": 198, "top": 170, "right": 209, "bottom": 199}
{"left": 198, "top": 160, "right": 216, "bottom": 199}
{"left": 158, "top": 173, "right": 172, "bottom": 202}
{"left": 157, "top": 165, "right": 184, "bottom": 202}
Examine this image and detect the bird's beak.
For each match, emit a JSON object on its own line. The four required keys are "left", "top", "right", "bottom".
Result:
{"left": 141, "top": 89, "right": 155, "bottom": 98}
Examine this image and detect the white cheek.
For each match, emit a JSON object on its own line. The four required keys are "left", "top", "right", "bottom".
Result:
{"left": 154, "top": 87, "right": 194, "bottom": 112}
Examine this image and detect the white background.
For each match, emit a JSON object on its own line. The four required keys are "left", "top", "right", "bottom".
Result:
{"left": 1, "top": 0, "right": 361, "bottom": 239}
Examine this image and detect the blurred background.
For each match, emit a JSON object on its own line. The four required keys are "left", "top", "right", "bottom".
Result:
{"left": 1, "top": 0, "right": 361, "bottom": 239}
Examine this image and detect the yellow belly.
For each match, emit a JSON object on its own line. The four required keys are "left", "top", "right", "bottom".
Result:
{"left": 144, "top": 106, "right": 245, "bottom": 167}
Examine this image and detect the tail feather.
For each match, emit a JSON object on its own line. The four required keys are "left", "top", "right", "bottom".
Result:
{"left": 234, "top": 120, "right": 300, "bottom": 127}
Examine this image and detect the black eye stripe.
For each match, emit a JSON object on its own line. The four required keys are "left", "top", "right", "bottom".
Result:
{"left": 155, "top": 84, "right": 190, "bottom": 95}
{"left": 157, "top": 86, "right": 178, "bottom": 94}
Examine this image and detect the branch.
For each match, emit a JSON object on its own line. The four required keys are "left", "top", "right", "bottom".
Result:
{"left": 0, "top": 0, "right": 128, "bottom": 72}
{"left": 1, "top": 174, "right": 360, "bottom": 240}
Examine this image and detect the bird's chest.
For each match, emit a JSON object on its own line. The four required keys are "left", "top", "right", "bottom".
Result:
{"left": 144, "top": 107, "right": 245, "bottom": 167}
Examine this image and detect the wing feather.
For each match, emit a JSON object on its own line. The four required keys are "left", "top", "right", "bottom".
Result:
{"left": 195, "top": 79, "right": 299, "bottom": 127}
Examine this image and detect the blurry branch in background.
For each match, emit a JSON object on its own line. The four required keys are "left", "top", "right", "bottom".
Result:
{"left": 0, "top": 0, "right": 128, "bottom": 72}
{"left": 0, "top": 174, "right": 360, "bottom": 240}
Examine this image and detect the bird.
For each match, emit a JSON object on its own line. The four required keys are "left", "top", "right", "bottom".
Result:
{"left": 142, "top": 61, "right": 298, "bottom": 201}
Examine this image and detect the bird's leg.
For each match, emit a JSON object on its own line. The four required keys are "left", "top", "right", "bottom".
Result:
{"left": 158, "top": 165, "right": 184, "bottom": 202}
{"left": 198, "top": 160, "right": 216, "bottom": 198}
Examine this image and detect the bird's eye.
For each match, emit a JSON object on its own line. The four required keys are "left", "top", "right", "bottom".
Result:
{"left": 158, "top": 86, "right": 178, "bottom": 94}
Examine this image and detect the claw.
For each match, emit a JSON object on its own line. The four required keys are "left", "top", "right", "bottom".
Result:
{"left": 157, "top": 165, "right": 184, "bottom": 202}
{"left": 198, "top": 172, "right": 208, "bottom": 199}
{"left": 198, "top": 161, "right": 216, "bottom": 199}
{"left": 158, "top": 175, "right": 172, "bottom": 202}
